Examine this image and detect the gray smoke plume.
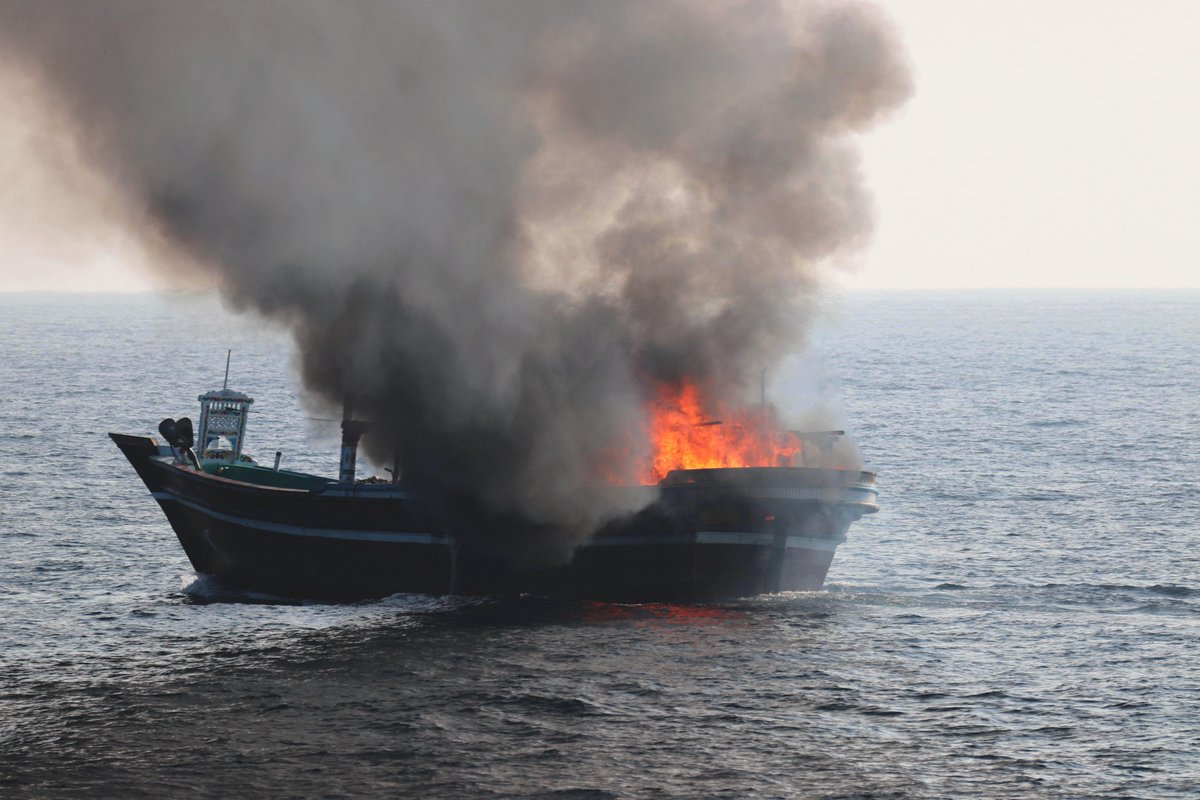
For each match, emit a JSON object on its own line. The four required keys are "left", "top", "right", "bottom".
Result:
{"left": 0, "top": 1, "right": 909, "bottom": 565}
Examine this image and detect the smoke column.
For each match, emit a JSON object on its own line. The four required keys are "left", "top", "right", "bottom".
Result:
{"left": 0, "top": 1, "right": 909, "bottom": 565}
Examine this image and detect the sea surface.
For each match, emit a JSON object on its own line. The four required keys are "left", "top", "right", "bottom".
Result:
{"left": 1, "top": 290, "right": 1197, "bottom": 799}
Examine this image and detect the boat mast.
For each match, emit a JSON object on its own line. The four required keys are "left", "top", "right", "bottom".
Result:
{"left": 196, "top": 349, "right": 254, "bottom": 463}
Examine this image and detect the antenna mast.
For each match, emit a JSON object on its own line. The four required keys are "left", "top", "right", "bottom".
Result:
{"left": 223, "top": 349, "right": 232, "bottom": 390}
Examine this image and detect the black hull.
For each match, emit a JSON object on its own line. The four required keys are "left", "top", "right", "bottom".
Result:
{"left": 111, "top": 433, "right": 877, "bottom": 602}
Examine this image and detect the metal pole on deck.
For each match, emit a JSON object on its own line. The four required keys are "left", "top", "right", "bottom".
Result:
{"left": 339, "top": 396, "right": 362, "bottom": 484}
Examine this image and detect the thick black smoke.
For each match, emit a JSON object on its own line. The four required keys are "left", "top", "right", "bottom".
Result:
{"left": 0, "top": 1, "right": 909, "bottom": 565}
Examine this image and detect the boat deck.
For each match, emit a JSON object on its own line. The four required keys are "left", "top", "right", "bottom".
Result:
{"left": 202, "top": 462, "right": 337, "bottom": 492}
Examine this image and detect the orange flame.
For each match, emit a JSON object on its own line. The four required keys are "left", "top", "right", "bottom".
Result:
{"left": 638, "top": 381, "right": 801, "bottom": 483}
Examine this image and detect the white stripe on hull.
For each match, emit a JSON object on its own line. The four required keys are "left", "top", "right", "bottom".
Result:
{"left": 152, "top": 492, "right": 448, "bottom": 545}
{"left": 587, "top": 532, "right": 842, "bottom": 551}
{"left": 154, "top": 492, "right": 846, "bottom": 552}
{"left": 696, "top": 531, "right": 845, "bottom": 552}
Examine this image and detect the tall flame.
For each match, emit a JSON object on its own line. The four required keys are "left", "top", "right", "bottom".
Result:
{"left": 639, "top": 381, "right": 802, "bottom": 484}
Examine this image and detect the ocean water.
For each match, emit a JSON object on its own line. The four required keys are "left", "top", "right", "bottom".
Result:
{"left": 1, "top": 290, "right": 1197, "bottom": 799}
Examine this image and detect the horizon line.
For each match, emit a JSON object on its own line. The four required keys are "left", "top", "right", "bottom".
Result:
{"left": 3, "top": 285, "right": 1200, "bottom": 296}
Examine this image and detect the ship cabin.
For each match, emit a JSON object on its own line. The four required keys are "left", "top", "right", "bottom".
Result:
{"left": 196, "top": 388, "right": 254, "bottom": 463}
{"left": 191, "top": 387, "right": 341, "bottom": 491}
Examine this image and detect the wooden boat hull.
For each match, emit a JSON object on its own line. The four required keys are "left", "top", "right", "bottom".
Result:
{"left": 111, "top": 433, "right": 877, "bottom": 601}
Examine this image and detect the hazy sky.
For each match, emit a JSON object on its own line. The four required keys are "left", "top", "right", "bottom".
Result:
{"left": 852, "top": 0, "right": 1200, "bottom": 290}
{"left": 0, "top": 0, "right": 1197, "bottom": 292}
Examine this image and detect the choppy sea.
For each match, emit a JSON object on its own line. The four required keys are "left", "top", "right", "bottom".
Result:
{"left": 1, "top": 290, "right": 1197, "bottom": 799}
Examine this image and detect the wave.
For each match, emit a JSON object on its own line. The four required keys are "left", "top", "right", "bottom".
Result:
{"left": 1036, "top": 582, "right": 1194, "bottom": 598}
{"left": 180, "top": 574, "right": 306, "bottom": 606}
{"left": 499, "top": 693, "right": 607, "bottom": 717}
{"left": 1148, "top": 584, "right": 1195, "bottom": 598}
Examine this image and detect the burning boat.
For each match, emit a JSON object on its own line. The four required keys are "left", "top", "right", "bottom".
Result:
{"left": 111, "top": 375, "right": 878, "bottom": 601}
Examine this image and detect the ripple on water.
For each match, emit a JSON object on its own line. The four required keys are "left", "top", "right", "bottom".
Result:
{"left": 2, "top": 293, "right": 1198, "bottom": 798}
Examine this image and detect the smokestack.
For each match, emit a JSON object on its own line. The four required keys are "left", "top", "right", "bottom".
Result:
{"left": 339, "top": 398, "right": 368, "bottom": 485}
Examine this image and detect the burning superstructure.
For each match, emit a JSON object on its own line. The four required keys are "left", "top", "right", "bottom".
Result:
{"left": 636, "top": 380, "right": 856, "bottom": 482}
